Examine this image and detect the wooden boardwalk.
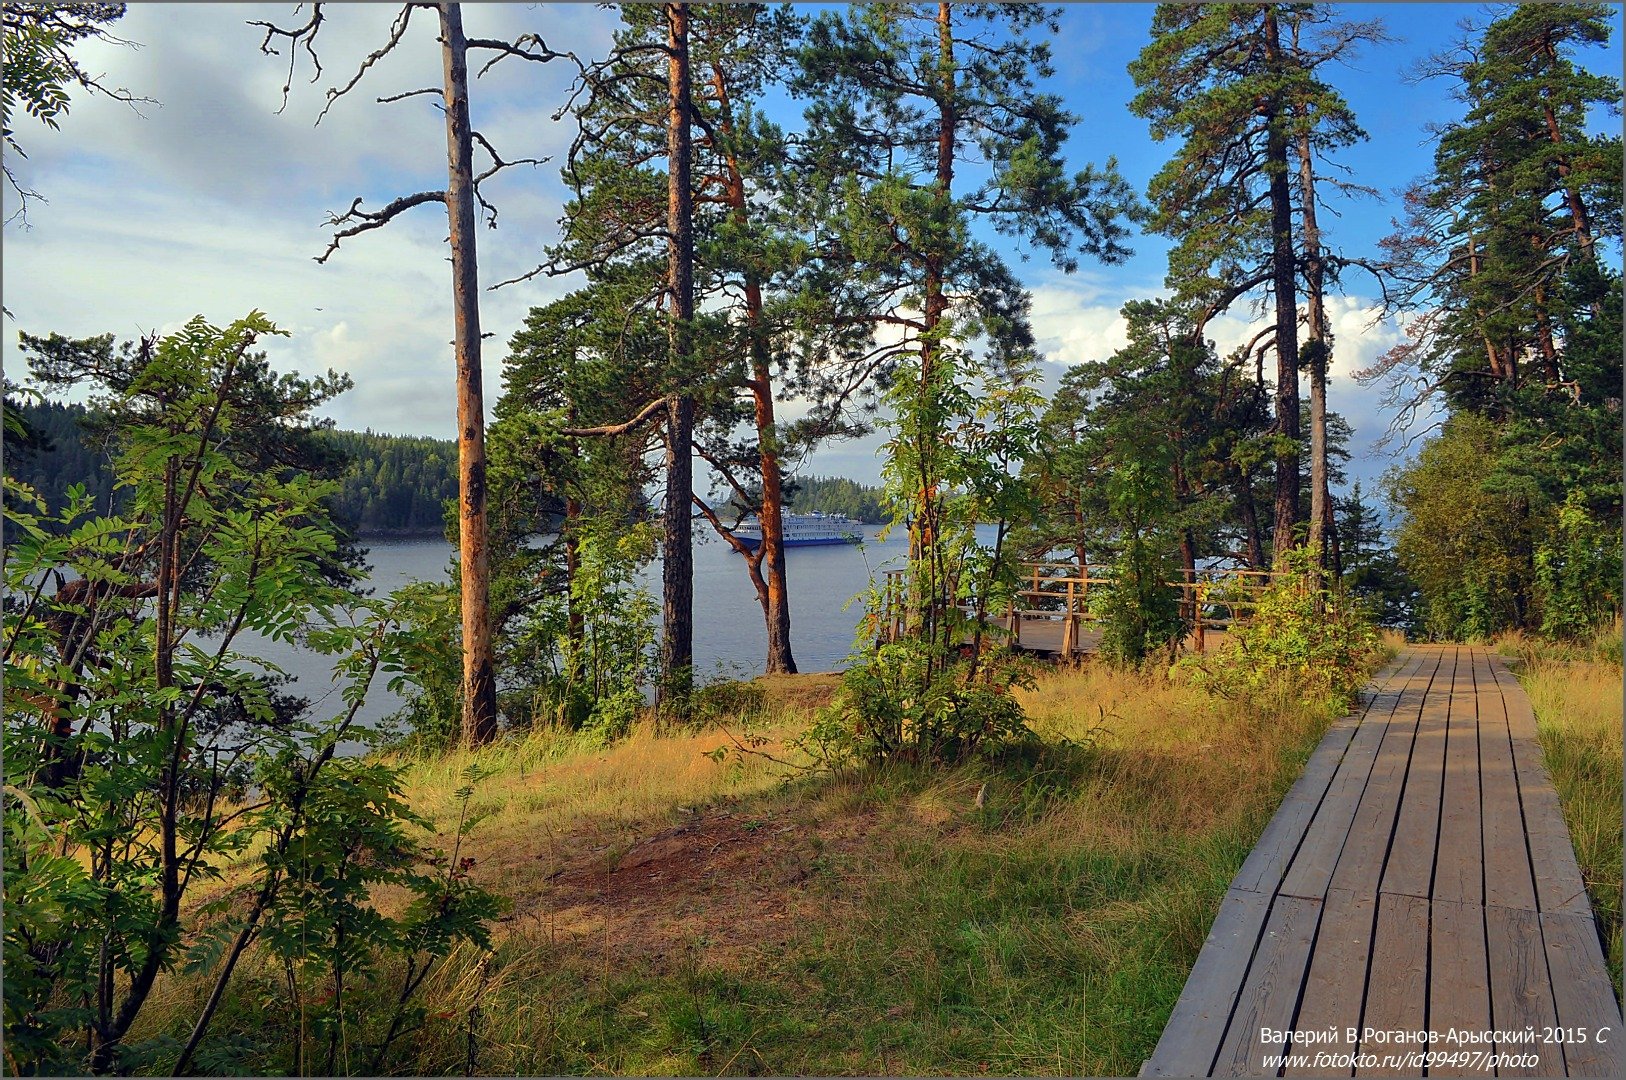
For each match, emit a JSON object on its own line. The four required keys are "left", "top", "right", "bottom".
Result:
{"left": 1144, "top": 646, "right": 1623, "bottom": 1077}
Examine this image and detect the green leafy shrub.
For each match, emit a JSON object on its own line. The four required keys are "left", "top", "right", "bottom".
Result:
{"left": 383, "top": 580, "right": 464, "bottom": 752}
{"left": 2, "top": 316, "right": 501, "bottom": 1074}
{"left": 495, "top": 524, "right": 658, "bottom": 738}
{"left": 1178, "top": 547, "right": 1382, "bottom": 711}
{"left": 801, "top": 639, "right": 1036, "bottom": 766}
{"left": 1535, "top": 491, "right": 1622, "bottom": 641}
{"left": 1099, "top": 537, "right": 1185, "bottom": 665}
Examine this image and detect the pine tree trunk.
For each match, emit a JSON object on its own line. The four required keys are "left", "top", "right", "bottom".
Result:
{"left": 1239, "top": 463, "right": 1266, "bottom": 570}
{"left": 440, "top": 2, "right": 497, "bottom": 746}
{"left": 753, "top": 363, "right": 797, "bottom": 674}
{"left": 564, "top": 491, "right": 583, "bottom": 651}
{"left": 1536, "top": 36, "right": 1597, "bottom": 265}
{"left": 1263, "top": 7, "right": 1302, "bottom": 565}
{"left": 1295, "top": 116, "right": 1332, "bottom": 572}
{"left": 1533, "top": 285, "right": 1563, "bottom": 385}
{"left": 660, "top": 2, "right": 695, "bottom": 719}
{"left": 709, "top": 61, "right": 796, "bottom": 675}
{"left": 911, "top": 0, "right": 955, "bottom": 660}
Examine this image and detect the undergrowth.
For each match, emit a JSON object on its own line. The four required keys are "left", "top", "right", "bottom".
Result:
{"left": 125, "top": 657, "right": 1389, "bottom": 1075}
{"left": 1497, "top": 621, "right": 1624, "bottom": 1002}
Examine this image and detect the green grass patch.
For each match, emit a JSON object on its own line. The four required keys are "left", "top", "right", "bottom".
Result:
{"left": 1501, "top": 627, "right": 1623, "bottom": 1003}
{"left": 125, "top": 660, "right": 1379, "bottom": 1074}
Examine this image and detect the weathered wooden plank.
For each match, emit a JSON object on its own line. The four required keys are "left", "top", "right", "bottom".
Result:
{"left": 1489, "top": 655, "right": 1594, "bottom": 917}
{"left": 1540, "top": 910, "right": 1626, "bottom": 1077}
{"left": 1429, "top": 898, "right": 1492, "bottom": 1053}
{"left": 1149, "top": 647, "right": 1618, "bottom": 1079}
{"left": 1492, "top": 652, "right": 1541, "bottom": 740}
{"left": 1325, "top": 650, "right": 1442, "bottom": 899}
{"left": 1212, "top": 895, "right": 1323, "bottom": 1077}
{"left": 1379, "top": 646, "right": 1457, "bottom": 899}
{"left": 1432, "top": 650, "right": 1489, "bottom": 906}
{"left": 1356, "top": 892, "right": 1430, "bottom": 1076}
{"left": 1478, "top": 655, "right": 1540, "bottom": 912}
{"left": 1283, "top": 887, "right": 1375, "bottom": 1077}
{"left": 1487, "top": 904, "right": 1565, "bottom": 1076}
{"left": 1279, "top": 649, "right": 1433, "bottom": 901}
{"left": 1145, "top": 888, "right": 1274, "bottom": 1077}
{"left": 1230, "top": 715, "right": 1362, "bottom": 896}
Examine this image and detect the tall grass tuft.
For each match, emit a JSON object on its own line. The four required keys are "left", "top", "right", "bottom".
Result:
{"left": 126, "top": 657, "right": 1391, "bottom": 1075}
{"left": 1499, "top": 623, "right": 1624, "bottom": 1001}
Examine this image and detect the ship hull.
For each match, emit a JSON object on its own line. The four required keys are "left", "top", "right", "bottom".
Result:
{"left": 734, "top": 533, "right": 862, "bottom": 551}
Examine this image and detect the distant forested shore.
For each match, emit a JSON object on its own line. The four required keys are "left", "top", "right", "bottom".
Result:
{"left": 6, "top": 401, "right": 887, "bottom": 537}
{"left": 783, "top": 474, "right": 886, "bottom": 523}
{"left": 7, "top": 401, "right": 458, "bottom": 537}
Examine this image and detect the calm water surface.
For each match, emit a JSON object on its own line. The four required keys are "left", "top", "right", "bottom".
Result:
{"left": 249, "top": 530, "right": 917, "bottom": 734}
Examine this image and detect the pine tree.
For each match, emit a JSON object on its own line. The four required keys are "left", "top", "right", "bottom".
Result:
{"left": 1131, "top": 3, "right": 1311, "bottom": 562}
{"left": 528, "top": 4, "right": 819, "bottom": 700}
{"left": 250, "top": 3, "right": 571, "bottom": 744}
{"left": 796, "top": 2, "right": 1136, "bottom": 666}
{"left": 1375, "top": 2, "right": 1621, "bottom": 415}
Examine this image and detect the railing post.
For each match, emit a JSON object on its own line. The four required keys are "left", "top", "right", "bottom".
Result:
{"left": 1193, "top": 573, "right": 1205, "bottom": 654}
{"left": 1062, "top": 578, "right": 1076, "bottom": 656}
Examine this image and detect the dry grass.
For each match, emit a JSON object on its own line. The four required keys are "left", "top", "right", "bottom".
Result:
{"left": 1498, "top": 626, "right": 1624, "bottom": 1000}
{"left": 128, "top": 657, "right": 1386, "bottom": 1075}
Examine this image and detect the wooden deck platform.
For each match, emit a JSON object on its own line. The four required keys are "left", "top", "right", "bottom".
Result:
{"left": 1144, "top": 646, "right": 1623, "bottom": 1077}
{"left": 1008, "top": 618, "right": 1231, "bottom": 655}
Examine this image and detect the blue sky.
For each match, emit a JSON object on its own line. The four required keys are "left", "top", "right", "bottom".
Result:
{"left": 3, "top": 3, "right": 1620, "bottom": 493}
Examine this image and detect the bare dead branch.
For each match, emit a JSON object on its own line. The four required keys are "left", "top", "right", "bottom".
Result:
{"left": 248, "top": 3, "right": 327, "bottom": 114}
{"left": 316, "top": 190, "right": 446, "bottom": 263}
{"left": 316, "top": 3, "right": 424, "bottom": 125}
{"left": 376, "top": 86, "right": 442, "bottom": 105}
{"left": 560, "top": 396, "right": 668, "bottom": 438}
{"left": 467, "top": 33, "right": 578, "bottom": 79}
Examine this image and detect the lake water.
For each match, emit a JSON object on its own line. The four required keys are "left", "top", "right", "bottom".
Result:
{"left": 248, "top": 529, "right": 918, "bottom": 734}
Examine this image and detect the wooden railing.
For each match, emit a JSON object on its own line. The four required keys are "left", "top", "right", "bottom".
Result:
{"left": 875, "top": 561, "right": 1284, "bottom": 654}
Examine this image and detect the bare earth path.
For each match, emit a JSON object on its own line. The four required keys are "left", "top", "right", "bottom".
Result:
{"left": 1144, "top": 645, "right": 1623, "bottom": 1077}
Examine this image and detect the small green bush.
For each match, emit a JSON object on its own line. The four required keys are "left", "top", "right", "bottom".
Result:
{"left": 1099, "top": 539, "right": 1185, "bottom": 666}
{"left": 1535, "top": 491, "right": 1622, "bottom": 642}
{"left": 692, "top": 677, "right": 768, "bottom": 724}
{"left": 801, "top": 639, "right": 1035, "bottom": 766}
{"left": 1177, "top": 548, "right": 1382, "bottom": 711}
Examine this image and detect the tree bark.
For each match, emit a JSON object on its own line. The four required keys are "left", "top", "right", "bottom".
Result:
{"left": 1263, "top": 7, "right": 1302, "bottom": 565}
{"left": 1533, "top": 283, "right": 1563, "bottom": 385}
{"left": 1238, "top": 463, "right": 1266, "bottom": 570}
{"left": 1295, "top": 112, "right": 1333, "bottom": 573}
{"left": 440, "top": 2, "right": 497, "bottom": 746}
{"left": 660, "top": 2, "right": 695, "bottom": 719}
{"left": 910, "top": 0, "right": 955, "bottom": 658}
{"left": 708, "top": 60, "right": 796, "bottom": 675}
{"left": 564, "top": 492, "right": 583, "bottom": 650}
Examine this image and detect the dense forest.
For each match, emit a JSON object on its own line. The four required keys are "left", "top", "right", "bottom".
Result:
{"left": 5, "top": 401, "right": 890, "bottom": 534}
{"left": 782, "top": 475, "right": 887, "bottom": 523}
{"left": 3, "top": 3, "right": 1620, "bottom": 1076}
{"left": 319, "top": 428, "right": 462, "bottom": 535}
{"left": 5, "top": 401, "right": 461, "bottom": 536}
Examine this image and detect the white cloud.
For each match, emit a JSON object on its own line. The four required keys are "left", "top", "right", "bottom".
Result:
{"left": 3, "top": 2, "right": 618, "bottom": 441}
{"left": 1027, "top": 283, "right": 1131, "bottom": 368}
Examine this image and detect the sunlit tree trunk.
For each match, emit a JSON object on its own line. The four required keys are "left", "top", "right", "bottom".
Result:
{"left": 1296, "top": 112, "right": 1336, "bottom": 574}
{"left": 660, "top": 2, "right": 695, "bottom": 718}
{"left": 708, "top": 61, "right": 796, "bottom": 675}
{"left": 1263, "top": 6, "right": 1302, "bottom": 565}
{"left": 440, "top": 2, "right": 497, "bottom": 745}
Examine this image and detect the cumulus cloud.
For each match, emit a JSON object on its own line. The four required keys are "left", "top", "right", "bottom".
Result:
{"left": 5, "top": 2, "right": 1430, "bottom": 491}
{"left": 1015, "top": 277, "right": 1420, "bottom": 485}
{"left": 3, "top": 2, "right": 618, "bottom": 440}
